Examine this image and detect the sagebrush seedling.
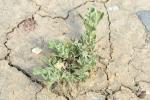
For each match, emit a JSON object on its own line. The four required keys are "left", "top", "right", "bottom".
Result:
{"left": 33, "top": 7, "right": 104, "bottom": 87}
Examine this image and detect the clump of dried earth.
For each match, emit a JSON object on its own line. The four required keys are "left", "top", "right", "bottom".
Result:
{"left": 0, "top": 0, "right": 150, "bottom": 100}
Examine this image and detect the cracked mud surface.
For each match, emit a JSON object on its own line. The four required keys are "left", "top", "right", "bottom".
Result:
{"left": 1, "top": 0, "right": 150, "bottom": 100}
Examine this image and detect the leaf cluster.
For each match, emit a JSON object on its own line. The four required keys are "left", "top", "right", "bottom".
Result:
{"left": 33, "top": 7, "right": 104, "bottom": 87}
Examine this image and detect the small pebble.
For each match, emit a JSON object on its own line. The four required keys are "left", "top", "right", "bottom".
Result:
{"left": 108, "top": 5, "right": 119, "bottom": 11}
{"left": 136, "top": 90, "right": 146, "bottom": 98}
{"left": 136, "top": 10, "right": 150, "bottom": 32}
{"left": 32, "top": 47, "right": 42, "bottom": 54}
{"left": 55, "top": 62, "right": 65, "bottom": 70}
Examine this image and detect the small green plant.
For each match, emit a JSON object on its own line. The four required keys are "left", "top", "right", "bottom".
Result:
{"left": 33, "top": 7, "right": 104, "bottom": 87}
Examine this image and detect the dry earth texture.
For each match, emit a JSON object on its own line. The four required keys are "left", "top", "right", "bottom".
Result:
{"left": 0, "top": 0, "right": 150, "bottom": 100}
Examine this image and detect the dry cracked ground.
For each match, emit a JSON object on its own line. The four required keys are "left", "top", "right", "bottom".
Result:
{"left": 0, "top": 0, "right": 150, "bottom": 100}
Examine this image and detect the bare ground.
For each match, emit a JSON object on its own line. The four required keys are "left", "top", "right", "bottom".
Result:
{"left": 0, "top": 0, "right": 150, "bottom": 100}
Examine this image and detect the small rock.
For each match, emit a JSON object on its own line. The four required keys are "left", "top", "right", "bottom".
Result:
{"left": 136, "top": 90, "right": 146, "bottom": 98}
{"left": 55, "top": 62, "right": 65, "bottom": 70}
{"left": 32, "top": 47, "right": 42, "bottom": 54}
{"left": 136, "top": 10, "right": 150, "bottom": 32}
{"left": 107, "top": 5, "right": 119, "bottom": 12}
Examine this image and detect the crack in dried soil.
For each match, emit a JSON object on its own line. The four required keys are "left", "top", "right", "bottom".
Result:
{"left": 35, "top": 87, "right": 44, "bottom": 100}
{"left": 1, "top": 0, "right": 48, "bottom": 87}
{"left": 128, "top": 48, "right": 146, "bottom": 74}
{"left": 3, "top": 16, "right": 45, "bottom": 87}
{"left": 77, "top": 2, "right": 114, "bottom": 99}
{"left": 105, "top": 84, "right": 137, "bottom": 100}
{"left": 36, "top": 0, "right": 95, "bottom": 20}
{"left": 103, "top": 3, "right": 113, "bottom": 65}
{"left": 100, "top": 3, "right": 113, "bottom": 97}
{"left": 136, "top": 80, "right": 150, "bottom": 84}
